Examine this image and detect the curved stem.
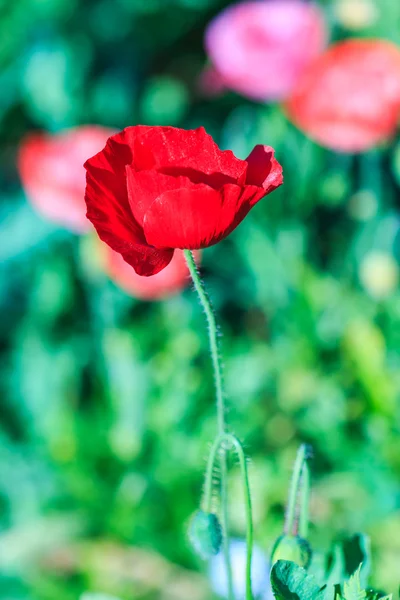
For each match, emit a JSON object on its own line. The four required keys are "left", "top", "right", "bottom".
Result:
{"left": 184, "top": 250, "right": 234, "bottom": 600}
{"left": 285, "top": 444, "right": 307, "bottom": 536}
{"left": 298, "top": 462, "right": 310, "bottom": 539}
{"left": 203, "top": 433, "right": 254, "bottom": 600}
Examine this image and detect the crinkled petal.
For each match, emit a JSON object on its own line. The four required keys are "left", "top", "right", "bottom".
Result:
{"left": 136, "top": 126, "right": 247, "bottom": 183}
{"left": 85, "top": 130, "right": 145, "bottom": 243}
{"left": 119, "top": 245, "right": 174, "bottom": 277}
{"left": 84, "top": 127, "right": 173, "bottom": 276}
{"left": 143, "top": 183, "right": 249, "bottom": 249}
{"left": 245, "top": 145, "right": 283, "bottom": 198}
{"left": 126, "top": 167, "right": 193, "bottom": 226}
{"left": 91, "top": 221, "right": 173, "bottom": 276}
{"left": 103, "top": 245, "right": 196, "bottom": 300}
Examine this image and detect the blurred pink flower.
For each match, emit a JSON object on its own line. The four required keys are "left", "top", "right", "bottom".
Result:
{"left": 18, "top": 126, "right": 114, "bottom": 232}
{"left": 102, "top": 244, "right": 199, "bottom": 300}
{"left": 205, "top": 0, "right": 327, "bottom": 102}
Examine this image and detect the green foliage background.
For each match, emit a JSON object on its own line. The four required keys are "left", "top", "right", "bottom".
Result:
{"left": 1, "top": 0, "right": 400, "bottom": 598}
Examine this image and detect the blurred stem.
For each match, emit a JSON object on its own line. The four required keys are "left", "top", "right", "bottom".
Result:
{"left": 203, "top": 433, "right": 254, "bottom": 600}
{"left": 298, "top": 462, "right": 310, "bottom": 539}
{"left": 285, "top": 444, "right": 308, "bottom": 536}
{"left": 183, "top": 250, "right": 234, "bottom": 600}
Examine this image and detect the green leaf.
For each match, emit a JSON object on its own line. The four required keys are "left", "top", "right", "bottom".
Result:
{"left": 366, "top": 593, "right": 392, "bottom": 600}
{"left": 342, "top": 566, "right": 366, "bottom": 600}
{"left": 271, "top": 560, "right": 326, "bottom": 600}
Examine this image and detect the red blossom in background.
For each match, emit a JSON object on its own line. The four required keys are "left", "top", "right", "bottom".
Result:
{"left": 84, "top": 125, "right": 283, "bottom": 277}
{"left": 285, "top": 39, "right": 400, "bottom": 153}
{"left": 102, "top": 245, "right": 199, "bottom": 300}
{"left": 204, "top": 0, "right": 326, "bottom": 102}
{"left": 18, "top": 126, "right": 114, "bottom": 232}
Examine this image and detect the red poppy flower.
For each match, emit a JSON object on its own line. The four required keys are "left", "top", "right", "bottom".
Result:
{"left": 18, "top": 126, "right": 114, "bottom": 232}
{"left": 84, "top": 125, "right": 283, "bottom": 277}
{"left": 102, "top": 244, "right": 199, "bottom": 300}
{"left": 285, "top": 39, "right": 400, "bottom": 152}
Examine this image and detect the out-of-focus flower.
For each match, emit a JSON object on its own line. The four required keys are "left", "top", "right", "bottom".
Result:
{"left": 18, "top": 126, "right": 114, "bottom": 232}
{"left": 84, "top": 126, "right": 282, "bottom": 276}
{"left": 204, "top": 0, "right": 327, "bottom": 102}
{"left": 359, "top": 251, "right": 399, "bottom": 300}
{"left": 198, "top": 65, "right": 227, "bottom": 98}
{"left": 209, "top": 539, "right": 272, "bottom": 600}
{"left": 334, "top": 0, "right": 378, "bottom": 31}
{"left": 286, "top": 39, "right": 400, "bottom": 153}
{"left": 101, "top": 243, "right": 198, "bottom": 300}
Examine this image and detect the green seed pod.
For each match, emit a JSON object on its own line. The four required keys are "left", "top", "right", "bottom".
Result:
{"left": 271, "top": 534, "right": 312, "bottom": 569}
{"left": 188, "top": 510, "right": 222, "bottom": 559}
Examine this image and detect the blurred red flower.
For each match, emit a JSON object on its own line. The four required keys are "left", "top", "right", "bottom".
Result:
{"left": 84, "top": 125, "right": 283, "bottom": 277}
{"left": 204, "top": 0, "right": 326, "bottom": 101}
{"left": 102, "top": 245, "right": 198, "bottom": 300}
{"left": 286, "top": 39, "right": 400, "bottom": 152}
{"left": 18, "top": 126, "right": 114, "bottom": 232}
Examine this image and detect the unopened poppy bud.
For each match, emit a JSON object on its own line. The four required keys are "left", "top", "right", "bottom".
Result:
{"left": 271, "top": 534, "right": 312, "bottom": 569}
{"left": 188, "top": 510, "right": 222, "bottom": 559}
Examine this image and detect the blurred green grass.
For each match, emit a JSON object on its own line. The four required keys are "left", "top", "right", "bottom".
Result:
{"left": 2, "top": 0, "right": 400, "bottom": 598}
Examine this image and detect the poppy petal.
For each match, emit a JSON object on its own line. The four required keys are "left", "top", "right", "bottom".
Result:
{"left": 143, "top": 183, "right": 248, "bottom": 249}
{"left": 120, "top": 245, "right": 174, "bottom": 277}
{"left": 103, "top": 245, "right": 197, "bottom": 300}
{"left": 85, "top": 158, "right": 145, "bottom": 245}
{"left": 245, "top": 145, "right": 283, "bottom": 197}
{"left": 126, "top": 167, "right": 193, "bottom": 226}
{"left": 137, "top": 126, "right": 247, "bottom": 183}
{"left": 85, "top": 128, "right": 174, "bottom": 276}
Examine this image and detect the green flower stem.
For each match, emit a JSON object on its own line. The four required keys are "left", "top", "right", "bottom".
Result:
{"left": 183, "top": 250, "right": 224, "bottom": 430}
{"left": 183, "top": 250, "right": 234, "bottom": 600}
{"left": 298, "top": 461, "right": 310, "bottom": 539}
{"left": 285, "top": 444, "right": 308, "bottom": 536}
{"left": 203, "top": 433, "right": 254, "bottom": 600}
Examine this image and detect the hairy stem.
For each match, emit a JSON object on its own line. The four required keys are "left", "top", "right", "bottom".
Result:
{"left": 184, "top": 250, "right": 234, "bottom": 600}
{"left": 203, "top": 433, "right": 253, "bottom": 600}
{"left": 298, "top": 461, "right": 310, "bottom": 539}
